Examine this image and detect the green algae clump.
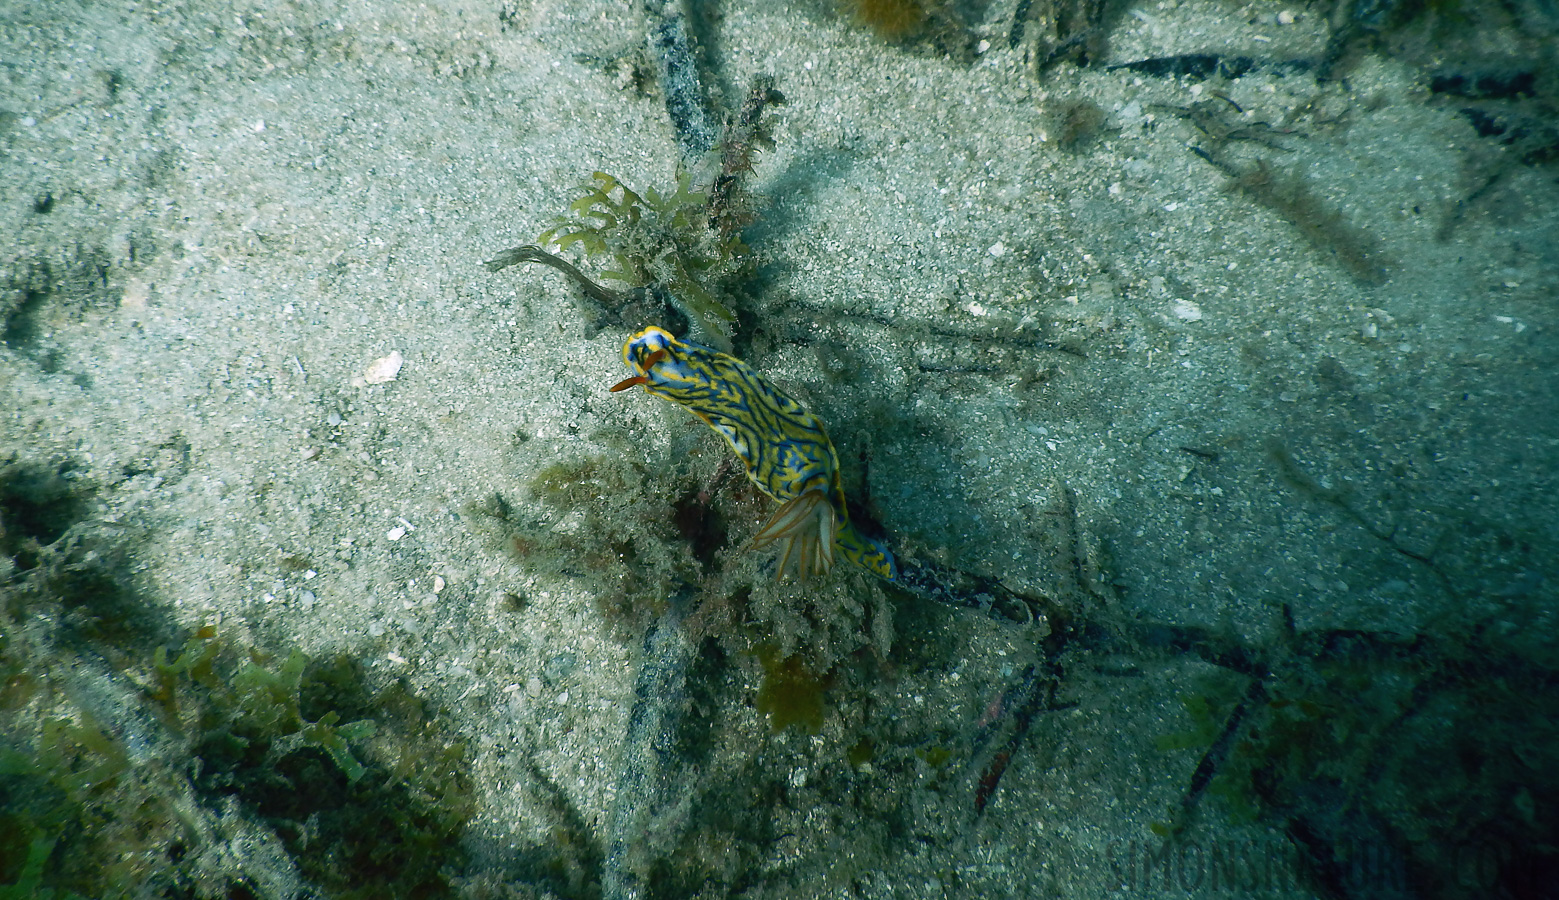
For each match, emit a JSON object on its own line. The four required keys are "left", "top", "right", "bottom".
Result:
{"left": 538, "top": 170, "right": 744, "bottom": 349}
{"left": 755, "top": 647, "right": 831, "bottom": 734}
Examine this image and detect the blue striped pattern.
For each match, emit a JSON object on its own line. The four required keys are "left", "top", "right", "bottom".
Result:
{"left": 613, "top": 327, "right": 896, "bottom": 581}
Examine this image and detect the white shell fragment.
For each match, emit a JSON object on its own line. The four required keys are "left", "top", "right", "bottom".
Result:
{"left": 121, "top": 277, "right": 149, "bottom": 310}
{"left": 352, "top": 350, "right": 404, "bottom": 387}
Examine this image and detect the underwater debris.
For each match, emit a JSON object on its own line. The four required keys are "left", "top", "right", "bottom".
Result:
{"left": 604, "top": 589, "right": 696, "bottom": 900}
{"left": 1187, "top": 131, "right": 1391, "bottom": 286}
{"left": 642, "top": 0, "right": 719, "bottom": 164}
{"left": 1047, "top": 97, "right": 1111, "bottom": 152}
{"left": 1167, "top": 98, "right": 1390, "bottom": 286}
{"left": 890, "top": 553, "right": 1037, "bottom": 624}
{"left": 1134, "top": 590, "right": 1559, "bottom": 896}
{"left": 846, "top": 0, "right": 980, "bottom": 58}
{"left": 1318, "top": 0, "right": 1418, "bottom": 79}
{"left": 970, "top": 661, "right": 1072, "bottom": 813}
{"left": 1157, "top": 98, "right": 1295, "bottom": 152}
{"left": 1226, "top": 158, "right": 1391, "bottom": 285}
{"left": 1011, "top": 0, "right": 1122, "bottom": 72}
{"left": 708, "top": 76, "right": 783, "bottom": 241}
{"left": 467, "top": 452, "right": 695, "bottom": 637}
{"left": 483, "top": 244, "right": 628, "bottom": 304}
{"left": 1153, "top": 678, "right": 1268, "bottom": 836}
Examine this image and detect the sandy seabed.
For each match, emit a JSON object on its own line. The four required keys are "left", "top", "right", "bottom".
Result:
{"left": 2, "top": 0, "right": 1556, "bottom": 897}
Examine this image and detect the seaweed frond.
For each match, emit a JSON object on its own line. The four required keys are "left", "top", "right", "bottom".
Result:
{"left": 539, "top": 171, "right": 647, "bottom": 263}
{"left": 531, "top": 168, "right": 744, "bottom": 349}
{"left": 496, "top": 76, "right": 782, "bottom": 351}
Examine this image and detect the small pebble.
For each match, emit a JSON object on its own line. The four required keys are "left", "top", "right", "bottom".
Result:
{"left": 358, "top": 350, "right": 403, "bottom": 386}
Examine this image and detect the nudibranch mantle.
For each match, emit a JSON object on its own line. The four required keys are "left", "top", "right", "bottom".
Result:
{"left": 610, "top": 326, "right": 896, "bottom": 581}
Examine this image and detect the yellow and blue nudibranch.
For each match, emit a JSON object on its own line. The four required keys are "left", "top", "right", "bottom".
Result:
{"left": 610, "top": 326, "right": 897, "bottom": 581}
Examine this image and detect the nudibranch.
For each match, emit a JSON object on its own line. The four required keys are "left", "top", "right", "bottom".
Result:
{"left": 610, "top": 326, "right": 896, "bottom": 581}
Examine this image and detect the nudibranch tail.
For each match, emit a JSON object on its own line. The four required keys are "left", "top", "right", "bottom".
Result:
{"left": 835, "top": 523, "right": 897, "bottom": 582}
